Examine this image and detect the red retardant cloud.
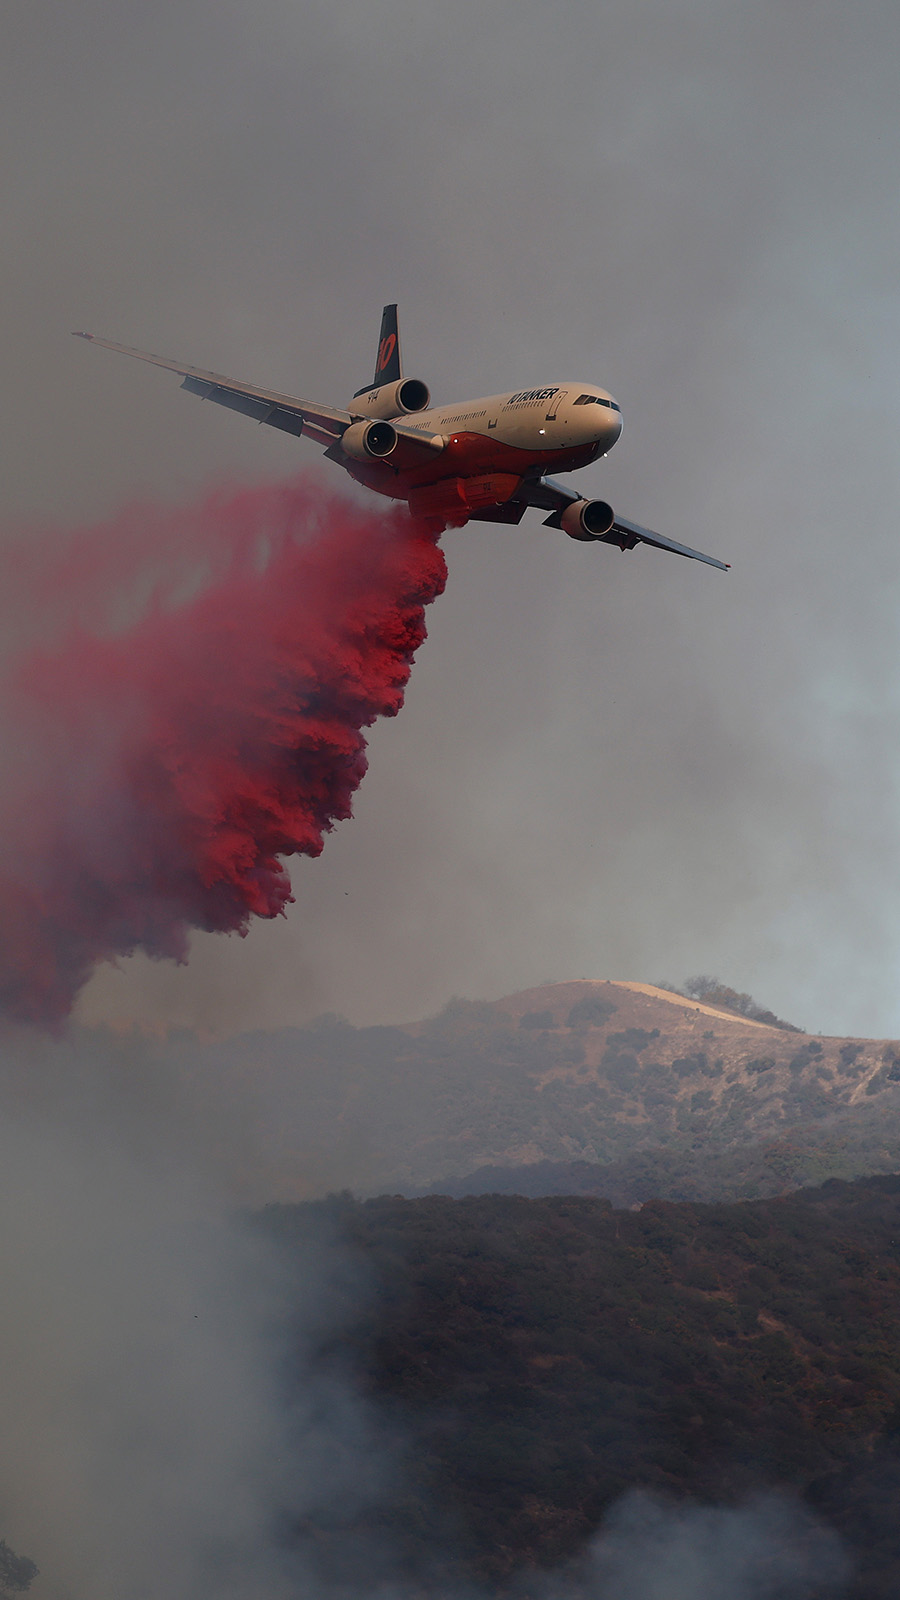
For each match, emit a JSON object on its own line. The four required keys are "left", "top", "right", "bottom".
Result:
{"left": 0, "top": 479, "right": 447, "bottom": 1024}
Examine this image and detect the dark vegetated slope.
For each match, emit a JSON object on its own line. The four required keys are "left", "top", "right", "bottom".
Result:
{"left": 262, "top": 1178, "right": 900, "bottom": 1598}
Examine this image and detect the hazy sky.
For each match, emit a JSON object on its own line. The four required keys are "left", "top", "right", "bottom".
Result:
{"left": 4, "top": 0, "right": 900, "bottom": 1037}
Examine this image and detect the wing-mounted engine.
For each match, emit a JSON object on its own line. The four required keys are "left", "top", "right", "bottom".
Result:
{"left": 350, "top": 378, "right": 431, "bottom": 420}
{"left": 339, "top": 417, "right": 445, "bottom": 469}
{"left": 340, "top": 419, "right": 400, "bottom": 460}
{"left": 555, "top": 499, "right": 616, "bottom": 542}
{"left": 540, "top": 494, "right": 729, "bottom": 568}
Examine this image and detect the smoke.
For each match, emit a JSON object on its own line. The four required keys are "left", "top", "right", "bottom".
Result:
{"left": 0, "top": 478, "right": 446, "bottom": 1024}
{"left": 548, "top": 1490, "right": 850, "bottom": 1600}
{"left": 0, "top": 1038, "right": 412, "bottom": 1600}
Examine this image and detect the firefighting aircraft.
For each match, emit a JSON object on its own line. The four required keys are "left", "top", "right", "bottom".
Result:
{"left": 74, "top": 305, "right": 727, "bottom": 570}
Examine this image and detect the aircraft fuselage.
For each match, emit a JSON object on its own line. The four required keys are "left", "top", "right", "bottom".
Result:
{"left": 342, "top": 382, "right": 623, "bottom": 506}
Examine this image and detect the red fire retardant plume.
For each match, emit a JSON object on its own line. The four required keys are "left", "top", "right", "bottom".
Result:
{"left": 0, "top": 479, "right": 447, "bottom": 1025}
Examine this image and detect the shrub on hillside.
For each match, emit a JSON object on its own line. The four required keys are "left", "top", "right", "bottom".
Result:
{"left": 566, "top": 997, "right": 618, "bottom": 1029}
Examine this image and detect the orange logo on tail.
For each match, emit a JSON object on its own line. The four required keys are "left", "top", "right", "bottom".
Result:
{"left": 377, "top": 334, "right": 397, "bottom": 374}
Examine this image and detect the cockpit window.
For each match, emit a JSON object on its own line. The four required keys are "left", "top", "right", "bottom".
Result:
{"left": 574, "top": 393, "right": 621, "bottom": 412}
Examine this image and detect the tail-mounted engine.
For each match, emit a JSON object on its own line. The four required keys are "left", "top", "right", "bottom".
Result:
{"left": 350, "top": 377, "right": 431, "bottom": 420}
{"left": 558, "top": 499, "right": 616, "bottom": 542}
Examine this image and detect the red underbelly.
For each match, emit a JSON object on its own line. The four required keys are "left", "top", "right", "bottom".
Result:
{"left": 343, "top": 433, "right": 601, "bottom": 501}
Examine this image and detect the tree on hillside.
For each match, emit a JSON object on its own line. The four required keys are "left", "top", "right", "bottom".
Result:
{"left": 0, "top": 1542, "right": 37, "bottom": 1599}
{"left": 681, "top": 977, "right": 801, "bottom": 1032}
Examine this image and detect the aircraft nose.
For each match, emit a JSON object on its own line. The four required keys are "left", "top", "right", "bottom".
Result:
{"left": 605, "top": 405, "right": 623, "bottom": 448}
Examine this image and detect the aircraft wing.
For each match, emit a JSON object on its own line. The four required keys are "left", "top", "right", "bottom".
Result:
{"left": 72, "top": 332, "right": 353, "bottom": 447}
{"left": 514, "top": 476, "right": 730, "bottom": 571}
{"left": 608, "top": 515, "right": 730, "bottom": 571}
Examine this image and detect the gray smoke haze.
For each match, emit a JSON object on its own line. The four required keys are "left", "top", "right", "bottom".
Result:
{"left": 552, "top": 1490, "right": 850, "bottom": 1600}
{"left": 0, "top": 1033, "right": 411, "bottom": 1600}
{"left": 4, "top": 1, "right": 900, "bottom": 1035}
{"left": 0, "top": 1121, "right": 289, "bottom": 1600}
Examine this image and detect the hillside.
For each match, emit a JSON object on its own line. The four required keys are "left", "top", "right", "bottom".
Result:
{"left": 142, "top": 978, "right": 900, "bottom": 1198}
{"left": 414, "top": 1106, "right": 900, "bottom": 1206}
{"left": 263, "top": 1177, "right": 900, "bottom": 1598}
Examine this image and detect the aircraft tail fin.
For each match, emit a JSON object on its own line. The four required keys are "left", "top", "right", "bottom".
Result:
{"left": 354, "top": 304, "right": 402, "bottom": 395}
{"left": 374, "top": 304, "right": 402, "bottom": 384}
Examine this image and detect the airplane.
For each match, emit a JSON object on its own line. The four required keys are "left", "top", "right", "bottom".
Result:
{"left": 73, "top": 305, "right": 728, "bottom": 571}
